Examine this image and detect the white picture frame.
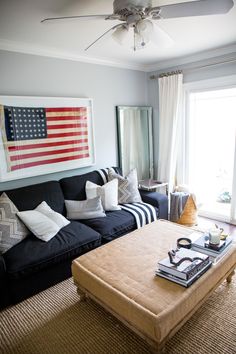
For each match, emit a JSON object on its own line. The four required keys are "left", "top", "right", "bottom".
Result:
{"left": 0, "top": 96, "right": 95, "bottom": 182}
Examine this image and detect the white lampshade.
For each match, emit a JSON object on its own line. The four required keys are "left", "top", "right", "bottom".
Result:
{"left": 136, "top": 19, "right": 153, "bottom": 43}
{"left": 112, "top": 25, "right": 129, "bottom": 45}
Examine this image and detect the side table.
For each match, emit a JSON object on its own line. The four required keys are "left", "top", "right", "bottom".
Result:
{"left": 138, "top": 179, "right": 168, "bottom": 195}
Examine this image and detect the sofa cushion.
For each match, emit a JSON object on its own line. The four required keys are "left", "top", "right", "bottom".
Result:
{"left": 81, "top": 209, "right": 137, "bottom": 242}
{"left": 60, "top": 171, "right": 104, "bottom": 201}
{"left": 3, "top": 181, "right": 65, "bottom": 215}
{"left": 3, "top": 221, "right": 101, "bottom": 279}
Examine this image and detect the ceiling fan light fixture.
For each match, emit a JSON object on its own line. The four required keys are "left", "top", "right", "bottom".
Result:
{"left": 112, "top": 25, "right": 129, "bottom": 44}
{"left": 41, "top": 0, "right": 235, "bottom": 51}
{"left": 136, "top": 19, "right": 153, "bottom": 36}
{"left": 135, "top": 19, "right": 153, "bottom": 45}
{"left": 133, "top": 31, "right": 147, "bottom": 51}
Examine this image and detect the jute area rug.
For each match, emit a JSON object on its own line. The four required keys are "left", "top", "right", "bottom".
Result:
{"left": 1, "top": 277, "right": 236, "bottom": 354}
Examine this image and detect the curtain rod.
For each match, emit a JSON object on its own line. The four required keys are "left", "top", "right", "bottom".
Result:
{"left": 149, "top": 57, "right": 236, "bottom": 80}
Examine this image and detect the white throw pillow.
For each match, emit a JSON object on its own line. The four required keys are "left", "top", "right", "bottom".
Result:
{"left": 17, "top": 201, "right": 70, "bottom": 242}
{"left": 17, "top": 211, "right": 60, "bottom": 242}
{"left": 65, "top": 196, "right": 106, "bottom": 220}
{"left": 85, "top": 179, "right": 121, "bottom": 211}
{"left": 36, "top": 201, "right": 70, "bottom": 229}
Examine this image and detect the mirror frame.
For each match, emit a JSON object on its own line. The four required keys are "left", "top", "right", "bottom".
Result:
{"left": 116, "top": 105, "right": 153, "bottom": 179}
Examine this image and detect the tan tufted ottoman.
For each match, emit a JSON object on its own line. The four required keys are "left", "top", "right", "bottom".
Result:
{"left": 72, "top": 220, "right": 236, "bottom": 353}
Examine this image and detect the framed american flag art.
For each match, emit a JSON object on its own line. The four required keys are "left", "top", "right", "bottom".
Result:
{"left": 0, "top": 96, "right": 95, "bottom": 181}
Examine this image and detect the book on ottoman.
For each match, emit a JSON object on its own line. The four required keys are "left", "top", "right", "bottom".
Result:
{"left": 156, "top": 262, "right": 212, "bottom": 287}
{"left": 191, "top": 234, "right": 233, "bottom": 262}
{"left": 157, "top": 248, "right": 210, "bottom": 281}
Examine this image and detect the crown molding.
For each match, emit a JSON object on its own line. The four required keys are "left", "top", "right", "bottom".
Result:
{"left": 0, "top": 39, "right": 235, "bottom": 73}
{"left": 146, "top": 43, "right": 236, "bottom": 72}
{"left": 0, "top": 39, "right": 147, "bottom": 72}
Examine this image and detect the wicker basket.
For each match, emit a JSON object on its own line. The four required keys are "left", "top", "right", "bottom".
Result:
{"left": 176, "top": 194, "right": 198, "bottom": 227}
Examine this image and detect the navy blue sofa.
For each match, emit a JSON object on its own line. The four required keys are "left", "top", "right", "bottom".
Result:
{"left": 0, "top": 168, "right": 168, "bottom": 309}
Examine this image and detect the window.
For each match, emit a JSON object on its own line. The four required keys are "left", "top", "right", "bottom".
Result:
{"left": 185, "top": 77, "right": 236, "bottom": 224}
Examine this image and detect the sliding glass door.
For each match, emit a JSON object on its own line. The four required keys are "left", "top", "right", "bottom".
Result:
{"left": 186, "top": 85, "right": 236, "bottom": 224}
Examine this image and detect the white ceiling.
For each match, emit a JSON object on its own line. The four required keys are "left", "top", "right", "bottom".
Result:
{"left": 0, "top": 0, "right": 236, "bottom": 71}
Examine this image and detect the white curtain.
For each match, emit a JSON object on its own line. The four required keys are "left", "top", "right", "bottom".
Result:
{"left": 230, "top": 134, "right": 236, "bottom": 224}
{"left": 157, "top": 72, "right": 184, "bottom": 193}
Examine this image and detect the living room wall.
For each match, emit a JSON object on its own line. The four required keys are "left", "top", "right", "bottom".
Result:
{"left": 0, "top": 50, "right": 147, "bottom": 190}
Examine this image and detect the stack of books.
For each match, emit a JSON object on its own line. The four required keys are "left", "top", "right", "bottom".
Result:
{"left": 156, "top": 248, "right": 212, "bottom": 287}
{"left": 191, "top": 234, "right": 233, "bottom": 263}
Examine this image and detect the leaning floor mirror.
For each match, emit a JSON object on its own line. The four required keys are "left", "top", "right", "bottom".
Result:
{"left": 116, "top": 106, "right": 153, "bottom": 180}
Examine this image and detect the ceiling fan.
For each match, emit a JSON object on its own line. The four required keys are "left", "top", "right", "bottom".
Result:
{"left": 41, "top": 0, "right": 234, "bottom": 51}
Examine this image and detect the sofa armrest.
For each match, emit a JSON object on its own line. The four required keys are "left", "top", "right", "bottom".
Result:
{"left": 140, "top": 190, "right": 168, "bottom": 220}
{"left": 0, "top": 255, "right": 9, "bottom": 309}
{"left": 0, "top": 254, "right": 6, "bottom": 277}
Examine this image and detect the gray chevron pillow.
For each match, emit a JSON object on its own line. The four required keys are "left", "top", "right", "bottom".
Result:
{"left": 0, "top": 193, "right": 30, "bottom": 254}
{"left": 108, "top": 168, "right": 142, "bottom": 204}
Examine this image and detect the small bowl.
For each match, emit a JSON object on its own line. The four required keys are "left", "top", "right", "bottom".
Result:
{"left": 177, "top": 237, "right": 192, "bottom": 249}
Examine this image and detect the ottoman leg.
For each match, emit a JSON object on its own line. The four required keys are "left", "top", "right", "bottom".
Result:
{"left": 76, "top": 287, "right": 88, "bottom": 301}
{"left": 150, "top": 347, "right": 166, "bottom": 354}
{"left": 226, "top": 270, "right": 235, "bottom": 283}
{"left": 150, "top": 344, "right": 165, "bottom": 354}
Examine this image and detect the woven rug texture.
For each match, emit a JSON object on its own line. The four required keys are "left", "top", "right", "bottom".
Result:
{"left": 0, "top": 277, "right": 235, "bottom": 354}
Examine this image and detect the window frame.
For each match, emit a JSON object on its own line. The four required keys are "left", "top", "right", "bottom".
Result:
{"left": 184, "top": 75, "right": 236, "bottom": 223}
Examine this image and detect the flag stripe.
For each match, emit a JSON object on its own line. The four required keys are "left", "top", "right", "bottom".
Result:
{"left": 47, "top": 131, "right": 88, "bottom": 138}
{"left": 46, "top": 112, "right": 87, "bottom": 118}
{"left": 11, "top": 153, "right": 90, "bottom": 171}
{"left": 9, "top": 143, "right": 88, "bottom": 156}
{"left": 11, "top": 149, "right": 89, "bottom": 164}
{"left": 47, "top": 117, "right": 87, "bottom": 125}
{"left": 46, "top": 128, "right": 86, "bottom": 134}
{"left": 10, "top": 146, "right": 89, "bottom": 161}
{"left": 45, "top": 107, "right": 86, "bottom": 113}
{"left": 46, "top": 123, "right": 87, "bottom": 130}
{"left": 8, "top": 139, "right": 88, "bottom": 152}
{"left": 47, "top": 116, "right": 87, "bottom": 121}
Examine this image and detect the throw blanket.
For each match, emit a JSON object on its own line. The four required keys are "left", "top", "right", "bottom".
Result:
{"left": 170, "top": 192, "right": 189, "bottom": 222}
{"left": 97, "top": 168, "right": 157, "bottom": 229}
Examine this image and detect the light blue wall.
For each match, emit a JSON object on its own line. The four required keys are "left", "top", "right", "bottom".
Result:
{"left": 0, "top": 50, "right": 147, "bottom": 190}
{"left": 1, "top": 48, "right": 235, "bottom": 189}
{"left": 147, "top": 51, "right": 236, "bottom": 176}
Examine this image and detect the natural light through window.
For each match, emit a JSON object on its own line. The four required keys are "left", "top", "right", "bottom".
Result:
{"left": 188, "top": 87, "right": 236, "bottom": 222}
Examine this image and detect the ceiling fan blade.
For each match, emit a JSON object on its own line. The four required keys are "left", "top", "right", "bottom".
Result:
{"left": 85, "top": 24, "right": 123, "bottom": 51}
{"left": 41, "top": 14, "right": 113, "bottom": 23}
{"left": 150, "top": 24, "right": 173, "bottom": 48}
{"left": 159, "top": 0, "right": 234, "bottom": 19}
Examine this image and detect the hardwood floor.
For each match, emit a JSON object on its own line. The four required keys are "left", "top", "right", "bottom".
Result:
{"left": 197, "top": 216, "right": 236, "bottom": 238}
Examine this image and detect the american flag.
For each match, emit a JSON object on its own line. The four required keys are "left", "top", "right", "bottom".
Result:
{"left": 1, "top": 105, "right": 90, "bottom": 172}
